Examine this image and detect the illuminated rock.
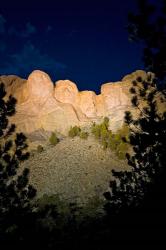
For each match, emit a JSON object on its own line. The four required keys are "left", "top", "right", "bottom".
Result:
{"left": 54, "top": 80, "right": 78, "bottom": 104}
{"left": 27, "top": 70, "right": 54, "bottom": 99}
{"left": 76, "top": 91, "right": 97, "bottom": 118}
{"left": 1, "top": 69, "right": 154, "bottom": 135}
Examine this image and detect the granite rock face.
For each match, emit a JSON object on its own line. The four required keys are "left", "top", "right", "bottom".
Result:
{"left": 0, "top": 70, "right": 152, "bottom": 135}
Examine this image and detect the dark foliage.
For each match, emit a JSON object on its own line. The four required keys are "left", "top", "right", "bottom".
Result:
{"left": 0, "top": 82, "right": 38, "bottom": 248}
{"left": 104, "top": 75, "right": 166, "bottom": 213}
{"left": 103, "top": 1, "right": 166, "bottom": 244}
{"left": 128, "top": 0, "right": 166, "bottom": 86}
{"left": 102, "top": 76, "right": 166, "bottom": 246}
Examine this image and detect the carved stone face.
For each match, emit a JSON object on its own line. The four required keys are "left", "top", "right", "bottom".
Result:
{"left": 54, "top": 80, "right": 78, "bottom": 104}
{"left": 4, "top": 69, "right": 151, "bottom": 135}
{"left": 77, "top": 91, "right": 97, "bottom": 117}
{"left": 27, "top": 70, "right": 54, "bottom": 98}
{"left": 101, "top": 83, "right": 129, "bottom": 111}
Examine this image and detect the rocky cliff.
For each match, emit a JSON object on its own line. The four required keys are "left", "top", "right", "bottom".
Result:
{"left": 0, "top": 70, "right": 153, "bottom": 135}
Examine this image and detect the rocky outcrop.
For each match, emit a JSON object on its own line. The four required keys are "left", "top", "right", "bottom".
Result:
{"left": 0, "top": 70, "right": 153, "bottom": 135}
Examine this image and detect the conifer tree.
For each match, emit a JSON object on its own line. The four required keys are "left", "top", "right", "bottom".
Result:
{"left": 104, "top": 0, "right": 166, "bottom": 215}
{"left": 0, "top": 82, "right": 36, "bottom": 245}
{"left": 104, "top": 74, "right": 166, "bottom": 213}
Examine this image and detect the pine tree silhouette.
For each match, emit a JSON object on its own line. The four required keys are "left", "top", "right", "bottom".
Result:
{"left": 103, "top": 1, "right": 166, "bottom": 245}
{"left": 104, "top": 74, "right": 166, "bottom": 212}
{"left": 0, "top": 82, "right": 37, "bottom": 247}
{"left": 128, "top": 0, "right": 166, "bottom": 85}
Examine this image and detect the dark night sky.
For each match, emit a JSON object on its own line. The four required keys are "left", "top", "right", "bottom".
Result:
{"left": 0, "top": 0, "right": 144, "bottom": 92}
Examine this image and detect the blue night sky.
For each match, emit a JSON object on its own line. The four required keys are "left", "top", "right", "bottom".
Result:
{"left": 0, "top": 0, "right": 144, "bottom": 92}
